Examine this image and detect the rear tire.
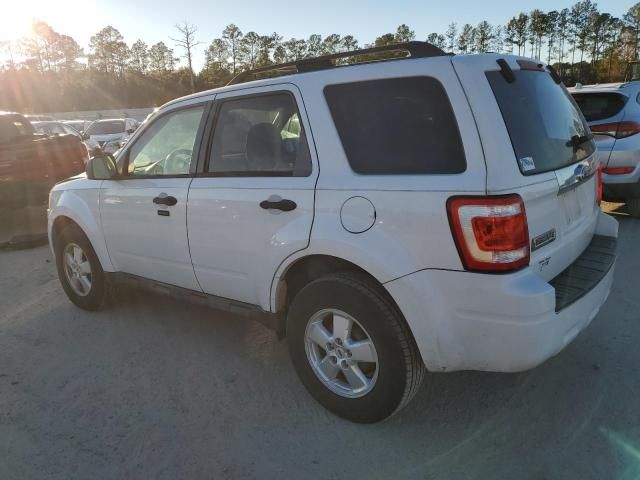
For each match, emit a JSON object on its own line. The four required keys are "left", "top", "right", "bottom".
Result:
{"left": 55, "top": 224, "right": 107, "bottom": 311}
{"left": 627, "top": 198, "right": 640, "bottom": 218}
{"left": 286, "top": 272, "right": 425, "bottom": 423}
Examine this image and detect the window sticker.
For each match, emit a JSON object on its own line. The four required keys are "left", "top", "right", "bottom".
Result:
{"left": 519, "top": 156, "right": 536, "bottom": 172}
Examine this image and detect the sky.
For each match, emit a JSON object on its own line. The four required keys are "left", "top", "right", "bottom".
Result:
{"left": 0, "top": 0, "right": 632, "bottom": 71}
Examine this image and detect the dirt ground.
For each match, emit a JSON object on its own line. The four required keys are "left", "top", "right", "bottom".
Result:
{"left": 0, "top": 204, "right": 639, "bottom": 479}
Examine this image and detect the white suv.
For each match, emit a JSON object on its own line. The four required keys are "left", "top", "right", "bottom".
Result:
{"left": 48, "top": 43, "right": 618, "bottom": 423}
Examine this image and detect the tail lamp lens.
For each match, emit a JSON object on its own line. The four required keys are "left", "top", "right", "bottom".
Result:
{"left": 80, "top": 142, "right": 90, "bottom": 164}
{"left": 603, "top": 167, "right": 634, "bottom": 175}
{"left": 591, "top": 121, "right": 640, "bottom": 139}
{"left": 597, "top": 163, "right": 603, "bottom": 205}
{"left": 447, "top": 195, "right": 530, "bottom": 272}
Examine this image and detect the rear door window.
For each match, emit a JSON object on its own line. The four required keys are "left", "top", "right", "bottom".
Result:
{"left": 208, "top": 93, "right": 312, "bottom": 177}
{"left": 571, "top": 92, "right": 627, "bottom": 122}
{"left": 324, "top": 77, "right": 466, "bottom": 175}
{"left": 487, "top": 69, "right": 596, "bottom": 175}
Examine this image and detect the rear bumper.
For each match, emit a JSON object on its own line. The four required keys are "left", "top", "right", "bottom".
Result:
{"left": 602, "top": 163, "right": 640, "bottom": 200}
{"left": 603, "top": 180, "right": 640, "bottom": 200}
{"left": 385, "top": 212, "right": 618, "bottom": 373}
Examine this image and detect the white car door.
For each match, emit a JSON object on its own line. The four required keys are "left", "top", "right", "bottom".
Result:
{"left": 188, "top": 85, "right": 318, "bottom": 308}
{"left": 100, "top": 102, "right": 210, "bottom": 290}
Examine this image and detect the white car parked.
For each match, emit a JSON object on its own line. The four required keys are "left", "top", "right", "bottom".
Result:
{"left": 82, "top": 118, "right": 138, "bottom": 154}
{"left": 48, "top": 43, "right": 617, "bottom": 423}
{"left": 62, "top": 120, "right": 92, "bottom": 135}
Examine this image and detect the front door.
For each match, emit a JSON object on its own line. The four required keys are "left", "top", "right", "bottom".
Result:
{"left": 188, "top": 86, "right": 318, "bottom": 308}
{"left": 100, "top": 102, "right": 209, "bottom": 290}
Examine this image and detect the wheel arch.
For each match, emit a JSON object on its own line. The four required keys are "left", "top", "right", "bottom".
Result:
{"left": 51, "top": 215, "right": 78, "bottom": 253}
{"left": 272, "top": 253, "right": 411, "bottom": 323}
{"left": 49, "top": 207, "right": 114, "bottom": 272}
{"left": 273, "top": 254, "right": 370, "bottom": 312}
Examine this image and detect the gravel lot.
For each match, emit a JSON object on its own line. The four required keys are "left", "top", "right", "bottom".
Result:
{"left": 1, "top": 204, "right": 639, "bottom": 480}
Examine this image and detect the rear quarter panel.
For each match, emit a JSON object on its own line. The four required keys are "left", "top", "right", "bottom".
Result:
{"left": 270, "top": 56, "right": 487, "bottom": 310}
{"left": 604, "top": 86, "right": 640, "bottom": 171}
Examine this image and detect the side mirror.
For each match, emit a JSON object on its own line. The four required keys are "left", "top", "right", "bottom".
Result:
{"left": 127, "top": 128, "right": 135, "bottom": 134}
{"left": 86, "top": 153, "right": 117, "bottom": 180}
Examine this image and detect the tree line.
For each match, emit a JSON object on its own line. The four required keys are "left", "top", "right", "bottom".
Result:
{"left": 1, "top": 1, "right": 639, "bottom": 113}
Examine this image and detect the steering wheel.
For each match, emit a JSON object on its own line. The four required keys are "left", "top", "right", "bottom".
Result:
{"left": 164, "top": 148, "right": 193, "bottom": 174}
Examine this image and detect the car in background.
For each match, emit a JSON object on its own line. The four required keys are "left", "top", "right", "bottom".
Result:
{"left": 62, "top": 120, "right": 91, "bottom": 135}
{"left": 82, "top": 118, "right": 138, "bottom": 155}
{"left": 24, "top": 114, "right": 54, "bottom": 122}
{"left": 31, "top": 121, "right": 91, "bottom": 164}
{"left": 0, "top": 112, "right": 87, "bottom": 209}
{"left": 570, "top": 82, "right": 640, "bottom": 217}
{"left": 32, "top": 121, "right": 83, "bottom": 140}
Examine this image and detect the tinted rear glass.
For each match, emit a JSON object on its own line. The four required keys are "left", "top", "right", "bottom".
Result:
{"left": 85, "top": 120, "right": 125, "bottom": 135}
{"left": 324, "top": 77, "right": 466, "bottom": 174}
{"left": 487, "top": 69, "right": 595, "bottom": 175}
{"left": 571, "top": 92, "right": 627, "bottom": 122}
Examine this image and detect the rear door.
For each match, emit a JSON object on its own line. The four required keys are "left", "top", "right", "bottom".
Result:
{"left": 453, "top": 55, "right": 600, "bottom": 281}
{"left": 187, "top": 84, "right": 318, "bottom": 308}
{"left": 571, "top": 90, "right": 628, "bottom": 167}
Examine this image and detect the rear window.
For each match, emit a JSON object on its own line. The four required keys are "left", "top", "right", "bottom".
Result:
{"left": 324, "top": 77, "right": 466, "bottom": 175}
{"left": 85, "top": 120, "right": 125, "bottom": 136}
{"left": 571, "top": 92, "right": 627, "bottom": 122}
{"left": 487, "top": 69, "right": 596, "bottom": 175}
{"left": 0, "top": 115, "right": 33, "bottom": 142}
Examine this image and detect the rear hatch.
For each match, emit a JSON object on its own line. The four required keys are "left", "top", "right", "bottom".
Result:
{"left": 452, "top": 55, "right": 600, "bottom": 281}
{"left": 570, "top": 89, "right": 628, "bottom": 167}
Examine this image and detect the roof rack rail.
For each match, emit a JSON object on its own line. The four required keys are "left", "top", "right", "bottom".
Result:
{"left": 226, "top": 41, "right": 448, "bottom": 86}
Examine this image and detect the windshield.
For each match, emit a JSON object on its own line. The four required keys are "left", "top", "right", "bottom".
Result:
{"left": 85, "top": 120, "right": 125, "bottom": 136}
{"left": 487, "top": 69, "right": 596, "bottom": 175}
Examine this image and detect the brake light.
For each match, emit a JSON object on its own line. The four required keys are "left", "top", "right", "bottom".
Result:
{"left": 591, "top": 121, "right": 640, "bottom": 139}
{"left": 597, "top": 163, "right": 603, "bottom": 205}
{"left": 447, "top": 195, "right": 530, "bottom": 273}
{"left": 617, "top": 122, "right": 640, "bottom": 138}
{"left": 603, "top": 166, "right": 634, "bottom": 175}
{"left": 80, "top": 142, "right": 89, "bottom": 164}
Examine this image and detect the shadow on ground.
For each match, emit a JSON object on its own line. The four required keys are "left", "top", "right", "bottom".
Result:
{"left": 0, "top": 211, "right": 639, "bottom": 479}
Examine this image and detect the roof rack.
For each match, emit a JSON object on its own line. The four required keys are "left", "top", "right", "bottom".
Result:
{"left": 226, "top": 41, "right": 448, "bottom": 86}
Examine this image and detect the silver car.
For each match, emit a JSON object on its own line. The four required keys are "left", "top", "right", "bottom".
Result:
{"left": 570, "top": 82, "right": 640, "bottom": 217}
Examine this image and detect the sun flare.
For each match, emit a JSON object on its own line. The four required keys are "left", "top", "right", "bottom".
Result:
{"left": 0, "top": 0, "right": 89, "bottom": 43}
{"left": 0, "top": 1, "right": 50, "bottom": 42}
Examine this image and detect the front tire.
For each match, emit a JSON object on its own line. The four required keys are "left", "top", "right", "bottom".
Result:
{"left": 55, "top": 224, "right": 107, "bottom": 311}
{"left": 287, "top": 272, "right": 425, "bottom": 423}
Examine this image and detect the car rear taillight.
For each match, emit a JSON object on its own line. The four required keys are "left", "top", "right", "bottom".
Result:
{"left": 591, "top": 121, "right": 640, "bottom": 139}
{"left": 603, "top": 166, "right": 634, "bottom": 175}
{"left": 447, "top": 195, "right": 530, "bottom": 273}
{"left": 80, "top": 142, "right": 89, "bottom": 164}
{"left": 597, "top": 163, "right": 603, "bottom": 205}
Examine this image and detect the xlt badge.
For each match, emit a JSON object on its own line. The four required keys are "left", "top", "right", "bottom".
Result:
{"left": 532, "top": 229, "right": 556, "bottom": 251}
